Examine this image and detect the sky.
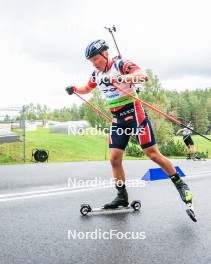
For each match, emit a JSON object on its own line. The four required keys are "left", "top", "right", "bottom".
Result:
{"left": 0, "top": 0, "right": 211, "bottom": 110}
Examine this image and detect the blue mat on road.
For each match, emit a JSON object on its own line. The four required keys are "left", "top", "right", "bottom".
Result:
{"left": 142, "top": 166, "right": 185, "bottom": 181}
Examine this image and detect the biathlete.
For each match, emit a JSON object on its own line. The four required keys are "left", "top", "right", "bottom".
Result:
{"left": 66, "top": 39, "right": 193, "bottom": 209}
{"left": 177, "top": 122, "right": 201, "bottom": 160}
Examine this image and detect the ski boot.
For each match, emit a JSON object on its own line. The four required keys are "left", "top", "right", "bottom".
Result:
{"left": 171, "top": 174, "right": 197, "bottom": 222}
{"left": 175, "top": 179, "right": 192, "bottom": 203}
{"left": 103, "top": 185, "right": 129, "bottom": 209}
{"left": 176, "top": 180, "right": 197, "bottom": 221}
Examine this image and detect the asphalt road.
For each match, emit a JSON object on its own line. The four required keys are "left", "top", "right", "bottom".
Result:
{"left": 0, "top": 160, "right": 211, "bottom": 264}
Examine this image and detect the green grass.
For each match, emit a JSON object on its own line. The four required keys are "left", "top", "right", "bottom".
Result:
{"left": 0, "top": 141, "right": 23, "bottom": 164}
{"left": 26, "top": 128, "right": 110, "bottom": 162}
{"left": 0, "top": 128, "right": 109, "bottom": 164}
{"left": 0, "top": 128, "right": 210, "bottom": 164}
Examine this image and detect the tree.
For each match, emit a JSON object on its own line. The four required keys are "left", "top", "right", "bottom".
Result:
{"left": 70, "top": 103, "right": 81, "bottom": 120}
{"left": 84, "top": 89, "right": 111, "bottom": 129}
{"left": 141, "top": 69, "right": 174, "bottom": 144}
{"left": 24, "top": 103, "right": 36, "bottom": 120}
{"left": 36, "top": 104, "right": 49, "bottom": 121}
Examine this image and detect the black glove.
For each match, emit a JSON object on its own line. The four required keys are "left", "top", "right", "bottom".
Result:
{"left": 65, "top": 86, "right": 76, "bottom": 95}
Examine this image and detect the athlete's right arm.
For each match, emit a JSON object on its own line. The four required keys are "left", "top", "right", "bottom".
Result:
{"left": 65, "top": 85, "right": 94, "bottom": 95}
{"left": 77, "top": 85, "right": 95, "bottom": 94}
{"left": 66, "top": 71, "right": 97, "bottom": 95}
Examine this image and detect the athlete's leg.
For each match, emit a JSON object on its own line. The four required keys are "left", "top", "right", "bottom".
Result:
{"left": 185, "top": 136, "right": 199, "bottom": 159}
{"left": 143, "top": 144, "right": 192, "bottom": 202}
{"left": 109, "top": 148, "right": 125, "bottom": 184}
{"left": 103, "top": 148, "right": 128, "bottom": 208}
{"left": 135, "top": 111, "right": 193, "bottom": 203}
{"left": 189, "top": 144, "right": 196, "bottom": 154}
{"left": 103, "top": 122, "right": 130, "bottom": 209}
{"left": 110, "top": 148, "right": 125, "bottom": 183}
{"left": 109, "top": 120, "right": 130, "bottom": 184}
{"left": 189, "top": 144, "right": 201, "bottom": 160}
{"left": 186, "top": 145, "right": 191, "bottom": 159}
{"left": 183, "top": 137, "right": 192, "bottom": 158}
{"left": 143, "top": 144, "right": 176, "bottom": 175}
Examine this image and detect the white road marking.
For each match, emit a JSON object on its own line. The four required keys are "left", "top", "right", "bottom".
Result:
{"left": 0, "top": 171, "right": 210, "bottom": 202}
{"left": 0, "top": 186, "right": 111, "bottom": 202}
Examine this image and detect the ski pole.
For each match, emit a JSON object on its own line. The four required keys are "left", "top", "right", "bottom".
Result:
{"left": 74, "top": 92, "right": 112, "bottom": 122}
{"left": 105, "top": 25, "right": 211, "bottom": 142}
{"left": 112, "top": 82, "right": 211, "bottom": 142}
{"left": 73, "top": 92, "right": 140, "bottom": 142}
{"left": 104, "top": 25, "right": 122, "bottom": 58}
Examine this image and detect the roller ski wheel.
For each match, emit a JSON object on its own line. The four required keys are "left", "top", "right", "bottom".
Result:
{"left": 130, "top": 200, "right": 141, "bottom": 211}
{"left": 186, "top": 202, "right": 197, "bottom": 222}
{"left": 80, "top": 204, "right": 92, "bottom": 216}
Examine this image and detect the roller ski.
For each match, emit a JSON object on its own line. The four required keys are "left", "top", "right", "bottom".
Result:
{"left": 192, "top": 153, "right": 207, "bottom": 161}
{"left": 80, "top": 185, "right": 141, "bottom": 215}
{"left": 186, "top": 153, "right": 202, "bottom": 161}
{"left": 187, "top": 153, "right": 206, "bottom": 161}
{"left": 186, "top": 202, "right": 197, "bottom": 222}
{"left": 80, "top": 200, "right": 141, "bottom": 216}
{"left": 174, "top": 177, "right": 197, "bottom": 222}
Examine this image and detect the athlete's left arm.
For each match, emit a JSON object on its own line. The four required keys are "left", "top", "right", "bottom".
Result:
{"left": 116, "top": 60, "right": 148, "bottom": 84}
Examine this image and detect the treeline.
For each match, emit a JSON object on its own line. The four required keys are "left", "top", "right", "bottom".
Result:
{"left": 21, "top": 69, "right": 211, "bottom": 143}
